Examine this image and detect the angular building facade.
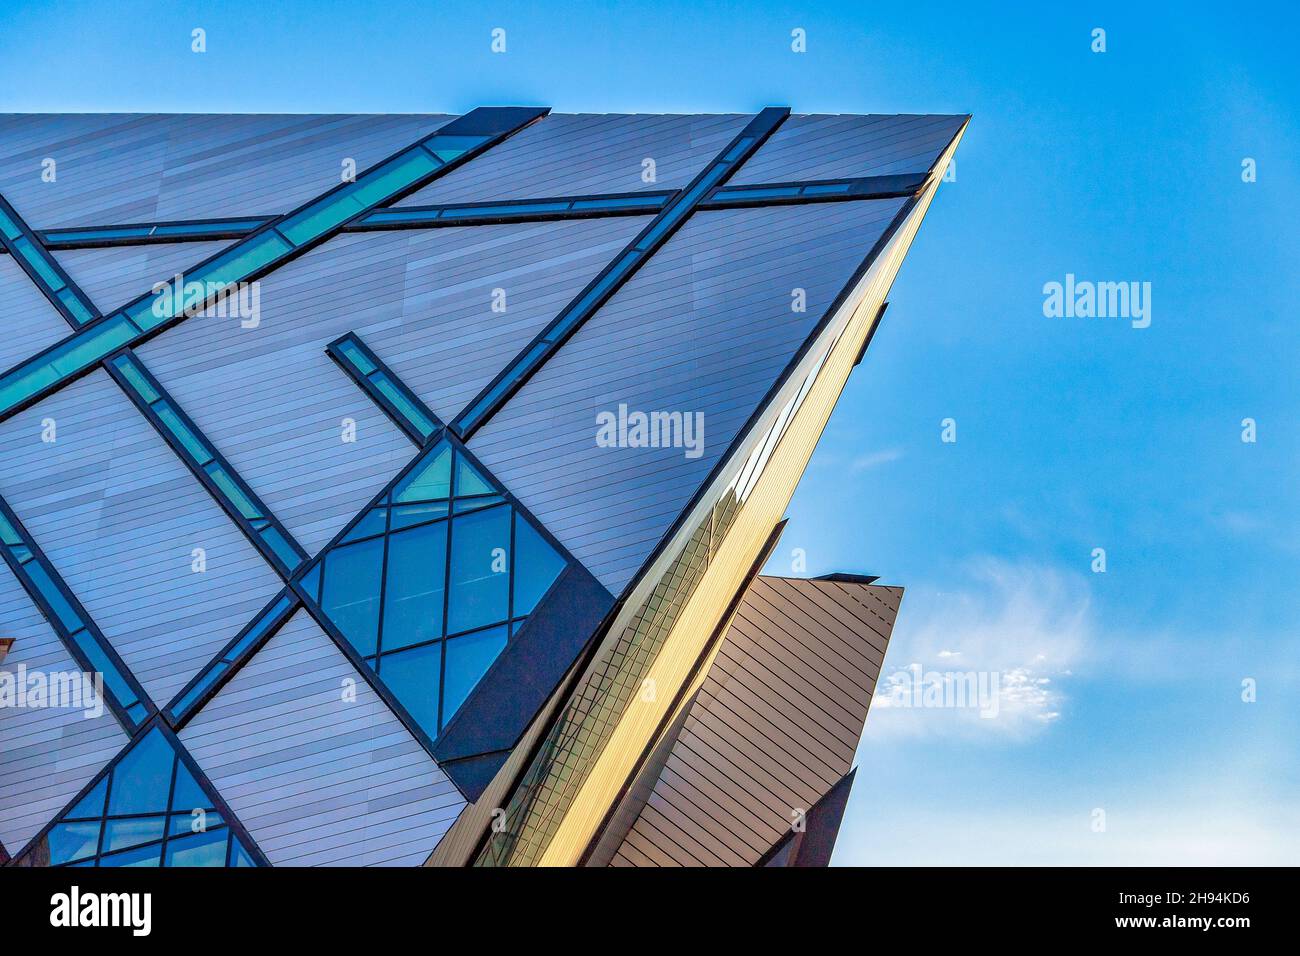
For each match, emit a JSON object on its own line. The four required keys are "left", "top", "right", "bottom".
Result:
{"left": 0, "top": 108, "right": 965, "bottom": 867}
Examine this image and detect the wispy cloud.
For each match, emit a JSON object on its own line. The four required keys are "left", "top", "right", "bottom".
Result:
{"left": 868, "top": 558, "right": 1089, "bottom": 740}
{"left": 850, "top": 447, "right": 904, "bottom": 472}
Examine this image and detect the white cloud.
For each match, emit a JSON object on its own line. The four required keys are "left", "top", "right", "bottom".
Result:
{"left": 867, "top": 558, "right": 1089, "bottom": 739}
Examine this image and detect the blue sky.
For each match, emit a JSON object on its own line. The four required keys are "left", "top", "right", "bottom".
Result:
{"left": 2, "top": 0, "right": 1296, "bottom": 863}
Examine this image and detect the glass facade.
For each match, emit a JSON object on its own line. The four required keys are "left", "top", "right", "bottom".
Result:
{"left": 0, "top": 109, "right": 542, "bottom": 420}
{"left": 297, "top": 438, "right": 565, "bottom": 740}
{"left": 0, "top": 499, "right": 151, "bottom": 731}
{"left": 451, "top": 107, "right": 789, "bottom": 439}
{"left": 0, "top": 107, "right": 950, "bottom": 868}
{"left": 327, "top": 332, "right": 440, "bottom": 444}
{"left": 20, "top": 727, "right": 258, "bottom": 867}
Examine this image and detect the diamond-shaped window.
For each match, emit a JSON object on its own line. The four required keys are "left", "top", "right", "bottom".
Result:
{"left": 300, "top": 438, "right": 566, "bottom": 739}
{"left": 19, "top": 727, "right": 258, "bottom": 867}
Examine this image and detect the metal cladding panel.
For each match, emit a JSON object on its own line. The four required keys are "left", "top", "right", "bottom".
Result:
{"left": 134, "top": 234, "right": 415, "bottom": 557}
{"left": 356, "top": 216, "right": 652, "bottom": 422}
{"left": 394, "top": 113, "right": 750, "bottom": 205}
{"left": 179, "top": 610, "right": 466, "bottom": 867}
{"left": 135, "top": 218, "right": 646, "bottom": 555}
{"left": 0, "top": 256, "right": 72, "bottom": 374}
{"left": 52, "top": 240, "right": 228, "bottom": 316}
{"left": 609, "top": 577, "right": 902, "bottom": 867}
{"left": 728, "top": 113, "right": 967, "bottom": 184}
{"left": 0, "top": 369, "right": 284, "bottom": 705}
{"left": 0, "top": 561, "right": 127, "bottom": 854}
{"left": 0, "top": 113, "right": 452, "bottom": 227}
{"left": 468, "top": 198, "right": 907, "bottom": 596}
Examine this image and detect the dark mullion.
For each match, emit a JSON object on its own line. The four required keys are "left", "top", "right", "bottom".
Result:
{"left": 67, "top": 824, "right": 231, "bottom": 869}
{"left": 9, "top": 173, "right": 928, "bottom": 256}
{"left": 0, "top": 192, "right": 100, "bottom": 326}
{"left": 0, "top": 495, "right": 153, "bottom": 733}
{"left": 0, "top": 106, "right": 549, "bottom": 424}
{"left": 92, "top": 768, "right": 112, "bottom": 862}
{"left": 335, "top": 498, "right": 507, "bottom": 549}
{"left": 40, "top": 216, "right": 274, "bottom": 250}
{"left": 104, "top": 352, "right": 309, "bottom": 579}
{"left": 156, "top": 751, "right": 181, "bottom": 866}
{"left": 4, "top": 174, "right": 926, "bottom": 257}
{"left": 437, "top": 465, "right": 456, "bottom": 732}
{"left": 700, "top": 171, "right": 930, "bottom": 209}
{"left": 451, "top": 107, "right": 790, "bottom": 440}
{"left": 372, "top": 483, "right": 395, "bottom": 669}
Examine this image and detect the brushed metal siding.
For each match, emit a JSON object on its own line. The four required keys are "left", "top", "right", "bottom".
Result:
{"left": 467, "top": 198, "right": 907, "bottom": 596}
{"left": 356, "top": 216, "right": 651, "bottom": 422}
{"left": 0, "top": 255, "right": 73, "bottom": 375}
{"left": 395, "top": 113, "right": 750, "bottom": 206}
{"left": 0, "top": 560, "right": 127, "bottom": 854}
{"left": 52, "top": 240, "right": 228, "bottom": 316}
{"left": 179, "top": 610, "right": 465, "bottom": 866}
{"left": 0, "top": 114, "right": 451, "bottom": 228}
{"left": 135, "top": 218, "right": 646, "bottom": 555}
{"left": 610, "top": 577, "right": 901, "bottom": 866}
{"left": 729, "top": 113, "right": 967, "bottom": 184}
{"left": 0, "top": 369, "right": 284, "bottom": 705}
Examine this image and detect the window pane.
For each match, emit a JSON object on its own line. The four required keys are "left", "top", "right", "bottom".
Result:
{"left": 424, "top": 134, "right": 488, "bottom": 163}
{"left": 168, "top": 761, "right": 211, "bottom": 813}
{"left": 512, "top": 514, "right": 566, "bottom": 615}
{"left": 25, "top": 562, "right": 83, "bottom": 632}
{"left": 389, "top": 501, "right": 448, "bottom": 531}
{"left": 230, "top": 838, "right": 256, "bottom": 867}
{"left": 372, "top": 372, "right": 436, "bottom": 437}
{"left": 442, "top": 625, "right": 508, "bottom": 726}
{"left": 337, "top": 339, "right": 376, "bottom": 375}
{"left": 159, "top": 406, "right": 213, "bottom": 465}
{"left": 67, "top": 777, "right": 109, "bottom": 818}
{"left": 164, "top": 828, "right": 229, "bottom": 867}
{"left": 103, "top": 815, "right": 166, "bottom": 853}
{"left": 446, "top": 505, "right": 511, "bottom": 634}
{"left": 56, "top": 287, "right": 95, "bottom": 324}
{"left": 320, "top": 537, "right": 384, "bottom": 655}
{"left": 49, "top": 314, "right": 135, "bottom": 375}
{"left": 377, "top": 642, "right": 441, "bottom": 739}
{"left": 169, "top": 811, "right": 222, "bottom": 837}
{"left": 381, "top": 521, "right": 447, "bottom": 652}
{"left": 71, "top": 630, "right": 137, "bottom": 709}
{"left": 47, "top": 821, "right": 102, "bottom": 865}
{"left": 341, "top": 506, "right": 387, "bottom": 543}
{"left": 99, "top": 843, "right": 162, "bottom": 867}
{"left": 453, "top": 452, "right": 494, "bottom": 497}
{"left": 106, "top": 729, "right": 175, "bottom": 816}
{"left": 350, "top": 149, "right": 441, "bottom": 207}
{"left": 113, "top": 357, "right": 160, "bottom": 403}
{"left": 394, "top": 442, "right": 452, "bottom": 503}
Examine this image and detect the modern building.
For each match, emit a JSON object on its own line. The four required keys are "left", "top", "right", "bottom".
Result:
{"left": 0, "top": 107, "right": 965, "bottom": 867}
